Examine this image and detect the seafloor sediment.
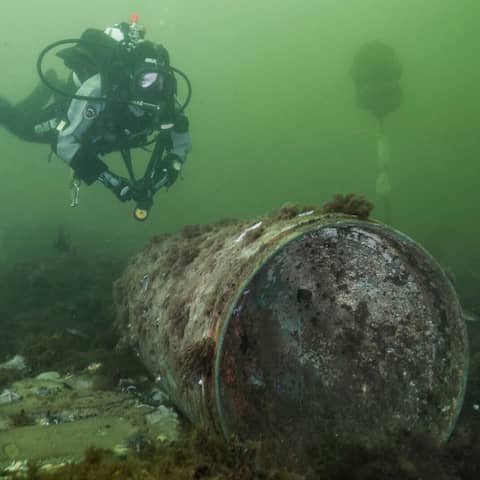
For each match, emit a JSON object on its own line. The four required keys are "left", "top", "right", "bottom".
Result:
{"left": 0, "top": 210, "right": 479, "bottom": 478}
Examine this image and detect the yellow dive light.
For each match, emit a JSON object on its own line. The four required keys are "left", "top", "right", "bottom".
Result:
{"left": 134, "top": 207, "right": 149, "bottom": 221}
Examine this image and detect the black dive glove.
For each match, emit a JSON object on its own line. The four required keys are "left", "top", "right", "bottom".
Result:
{"left": 98, "top": 170, "right": 132, "bottom": 202}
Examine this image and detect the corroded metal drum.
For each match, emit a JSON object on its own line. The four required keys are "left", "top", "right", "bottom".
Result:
{"left": 114, "top": 210, "right": 468, "bottom": 470}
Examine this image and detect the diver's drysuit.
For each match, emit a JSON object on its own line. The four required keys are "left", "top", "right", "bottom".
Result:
{"left": 0, "top": 26, "right": 192, "bottom": 211}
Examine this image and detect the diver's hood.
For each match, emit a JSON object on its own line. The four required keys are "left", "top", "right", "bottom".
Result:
{"left": 129, "top": 42, "right": 170, "bottom": 71}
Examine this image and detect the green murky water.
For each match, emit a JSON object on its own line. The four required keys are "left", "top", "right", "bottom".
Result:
{"left": 1, "top": 0, "right": 478, "bottom": 275}
{"left": 0, "top": 2, "right": 479, "bottom": 476}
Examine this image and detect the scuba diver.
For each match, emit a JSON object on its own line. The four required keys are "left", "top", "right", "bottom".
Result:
{"left": 0, "top": 14, "right": 192, "bottom": 221}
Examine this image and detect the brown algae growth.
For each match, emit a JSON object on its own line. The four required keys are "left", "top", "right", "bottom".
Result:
{"left": 18, "top": 431, "right": 298, "bottom": 480}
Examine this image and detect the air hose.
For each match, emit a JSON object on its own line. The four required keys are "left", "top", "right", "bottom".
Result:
{"left": 36, "top": 38, "right": 192, "bottom": 113}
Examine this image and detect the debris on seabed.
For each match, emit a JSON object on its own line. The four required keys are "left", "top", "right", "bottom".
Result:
{"left": 3, "top": 459, "right": 28, "bottom": 475}
{"left": 86, "top": 362, "right": 103, "bottom": 373}
{"left": 0, "top": 389, "right": 22, "bottom": 404}
{"left": 235, "top": 221, "right": 263, "bottom": 243}
{"left": 0, "top": 355, "right": 27, "bottom": 372}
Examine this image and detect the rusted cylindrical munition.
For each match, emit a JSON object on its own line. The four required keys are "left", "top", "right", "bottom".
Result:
{"left": 114, "top": 209, "right": 468, "bottom": 469}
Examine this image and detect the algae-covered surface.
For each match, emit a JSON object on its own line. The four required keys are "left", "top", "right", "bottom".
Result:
{"left": 0, "top": 250, "right": 183, "bottom": 475}
{"left": 2, "top": 416, "right": 138, "bottom": 465}
{"left": 1, "top": 0, "right": 479, "bottom": 477}
{"left": 0, "top": 216, "right": 479, "bottom": 479}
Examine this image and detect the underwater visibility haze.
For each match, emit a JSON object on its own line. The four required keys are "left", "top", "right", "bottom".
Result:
{"left": 0, "top": 0, "right": 478, "bottom": 269}
{"left": 0, "top": 0, "right": 479, "bottom": 477}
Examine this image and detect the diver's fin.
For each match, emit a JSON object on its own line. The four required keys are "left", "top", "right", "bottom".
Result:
{"left": 0, "top": 97, "right": 12, "bottom": 125}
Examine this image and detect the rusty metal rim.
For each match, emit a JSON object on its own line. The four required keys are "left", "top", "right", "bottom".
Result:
{"left": 212, "top": 218, "right": 469, "bottom": 442}
{"left": 367, "top": 224, "right": 469, "bottom": 442}
{"left": 370, "top": 224, "right": 469, "bottom": 442}
{"left": 395, "top": 229, "right": 469, "bottom": 442}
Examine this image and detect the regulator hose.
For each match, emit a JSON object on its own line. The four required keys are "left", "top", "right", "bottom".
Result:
{"left": 36, "top": 38, "right": 192, "bottom": 113}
